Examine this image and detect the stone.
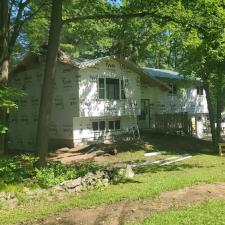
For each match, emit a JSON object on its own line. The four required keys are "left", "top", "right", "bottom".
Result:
{"left": 61, "top": 177, "right": 82, "bottom": 189}
{"left": 102, "top": 178, "right": 109, "bottom": 186}
{"left": 124, "top": 165, "right": 135, "bottom": 179}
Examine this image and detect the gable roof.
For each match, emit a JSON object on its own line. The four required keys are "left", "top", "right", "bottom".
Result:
{"left": 143, "top": 67, "right": 201, "bottom": 82}
{"left": 12, "top": 51, "right": 170, "bottom": 90}
{"left": 51, "top": 51, "right": 170, "bottom": 90}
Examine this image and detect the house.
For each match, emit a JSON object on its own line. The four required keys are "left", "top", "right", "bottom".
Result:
{"left": 8, "top": 52, "right": 208, "bottom": 152}
{"left": 8, "top": 51, "right": 169, "bottom": 151}
{"left": 139, "top": 68, "right": 208, "bottom": 136}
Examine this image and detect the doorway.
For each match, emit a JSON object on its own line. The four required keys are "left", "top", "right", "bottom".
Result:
{"left": 138, "top": 99, "right": 151, "bottom": 129}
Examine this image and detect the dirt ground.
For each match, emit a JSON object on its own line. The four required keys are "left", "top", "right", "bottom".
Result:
{"left": 30, "top": 182, "right": 225, "bottom": 225}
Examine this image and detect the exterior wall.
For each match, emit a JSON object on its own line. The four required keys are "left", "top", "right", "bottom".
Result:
{"left": 49, "top": 63, "right": 79, "bottom": 149}
{"left": 8, "top": 62, "right": 79, "bottom": 151}
{"left": 139, "top": 80, "right": 208, "bottom": 129}
{"left": 8, "top": 66, "right": 43, "bottom": 151}
{"left": 73, "top": 116, "right": 137, "bottom": 144}
{"left": 79, "top": 59, "right": 141, "bottom": 117}
{"left": 72, "top": 59, "right": 142, "bottom": 144}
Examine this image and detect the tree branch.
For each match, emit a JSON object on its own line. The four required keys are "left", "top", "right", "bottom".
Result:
{"left": 62, "top": 11, "right": 208, "bottom": 34}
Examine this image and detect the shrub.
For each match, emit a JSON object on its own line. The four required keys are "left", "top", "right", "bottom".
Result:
{"left": 35, "top": 161, "right": 104, "bottom": 188}
{"left": 0, "top": 154, "right": 37, "bottom": 184}
{"left": 0, "top": 154, "right": 105, "bottom": 189}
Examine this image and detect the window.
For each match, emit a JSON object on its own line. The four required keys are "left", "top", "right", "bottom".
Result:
{"left": 115, "top": 120, "right": 120, "bottom": 130}
{"left": 99, "top": 78, "right": 105, "bottom": 99}
{"left": 168, "top": 84, "right": 177, "bottom": 95}
{"left": 92, "top": 122, "right": 99, "bottom": 131}
{"left": 106, "top": 78, "right": 119, "bottom": 99}
{"left": 197, "top": 86, "right": 204, "bottom": 95}
{"left": 98, "top": 78, "right": 122, "bottom": 100}
{"left": 120, "top": 80, "right": 126, "bottom": 99}
{"left": 92, "top": 121, "right": 105, "bottom": 131}
{"left": 99, "top": 121, "right": 105, "bottom": 130}
{"left": 108, "top": 121, "right": 114, "bottom": 130}
{"left": 108, "top": 120, "right": 120, "bottom": 130}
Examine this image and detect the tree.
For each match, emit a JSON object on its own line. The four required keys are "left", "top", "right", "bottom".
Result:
{"left": 0, "top": 0, "right": 47, "bottom": 153}
{"left": 36, "top": 0, "right": 63, "bottom": 167}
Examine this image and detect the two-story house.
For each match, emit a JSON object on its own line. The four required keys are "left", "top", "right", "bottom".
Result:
{"left": 8, "top": 52, "right": 170, "bottom": 151}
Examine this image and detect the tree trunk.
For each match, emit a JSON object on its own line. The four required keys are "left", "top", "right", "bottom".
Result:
{"left": 0, "top": 0, "right": 9, "bottom": 154}
{"left": 36, "top": 0, "right": 62, "bottom": 167}
{"left": 215, "top": 72, "right": 224, "bottom": 142}
{"left": 203, "top": 80, "right": 218, "bottom": 149}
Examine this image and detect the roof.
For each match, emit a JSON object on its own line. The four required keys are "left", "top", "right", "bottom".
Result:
{"left": 58, "top": 51, "right": 113, "bottom": 69}
{"left": 13, "top": 50, "right": 170, "bottom": 90}
{"left": 143, "top": 67, "right": 201, "bottom": 82}
{"left": 57, "top": 51, "right": 170, "bottom": 90}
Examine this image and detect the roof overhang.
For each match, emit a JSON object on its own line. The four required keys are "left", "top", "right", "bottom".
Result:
{"left": 115, "top": 57, "right": 171, "bottom": 91}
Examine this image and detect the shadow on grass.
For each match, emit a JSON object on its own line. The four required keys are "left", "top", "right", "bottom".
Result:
{"left": 134, "top": 163, "right": 203, "bottom": 174}
{"left": 141, "top": 132, "right": 215, "bottom": 156}
{"left": 76, "top": 132, "right": 216, "bottom": 157}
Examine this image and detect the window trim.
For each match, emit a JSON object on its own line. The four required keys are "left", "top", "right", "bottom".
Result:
{"left": 92, "top": 120, "right": 121, "bottom": 131}
{"left": 98, "top": 78, "right": 127, "bottom": 100}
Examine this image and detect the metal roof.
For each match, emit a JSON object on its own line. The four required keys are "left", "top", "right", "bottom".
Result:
{"left": 143, "top": 67, "right": 185, "bottom": 80}
{"left": 143, "top": 67, "right": 202, "bottom": 82}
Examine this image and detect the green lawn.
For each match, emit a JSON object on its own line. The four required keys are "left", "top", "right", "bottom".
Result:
{"left": 132, "top": 200, "right": 225, "bottom": 225}
{"left": 1, "top": 134, "right": 225, "bottom": 224}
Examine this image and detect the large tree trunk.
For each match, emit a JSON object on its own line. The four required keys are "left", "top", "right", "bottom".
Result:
{"left": 36, "top": 0, "right": 62, "bottom": 167}
{"left": 215, "top": 72, "right": 224, "bottom": 142}
{"left": 0, "top": 0, "right": 9, "bottom": 154}
{"left": 203, "top": 80, "right": 218, "bottom": 149}
{"left": 216, "top": 84, "right": 222, "bottom": 142}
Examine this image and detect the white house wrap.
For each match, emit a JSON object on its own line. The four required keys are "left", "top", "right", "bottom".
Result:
{"left": 8, "top": 52, "right": 208, "bottom": 151}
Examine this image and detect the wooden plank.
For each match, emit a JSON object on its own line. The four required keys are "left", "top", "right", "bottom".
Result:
{"left": 144, "top": 151, "right": 167, "bottom": 157}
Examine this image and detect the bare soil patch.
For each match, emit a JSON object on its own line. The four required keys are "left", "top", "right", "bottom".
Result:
{"left": 30, "top": 182, "right": 225, "bottom": 225}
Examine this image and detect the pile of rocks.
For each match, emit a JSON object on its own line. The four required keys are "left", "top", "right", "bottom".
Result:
{"left": 59, "top": 171, "right": 109, "bottom": 193}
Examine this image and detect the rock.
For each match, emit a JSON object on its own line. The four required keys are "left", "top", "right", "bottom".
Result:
{"left": 102, "top": 178, "right": 109, "bottom": 186}
{"left": 95, "top": 171, "right": 105, "bottom": 178}
{"left": 61, "top": 177, "right": 82, "bottom": 189}
{"left": 125, "top": 165, "right": 135, "bottom": 179}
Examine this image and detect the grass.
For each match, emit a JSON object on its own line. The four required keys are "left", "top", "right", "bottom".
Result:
{"left": 0, "top": 134, "right": 225, "bottom": 224}
{"left": 132, "top": 200, "right": 225, "bottom": 225}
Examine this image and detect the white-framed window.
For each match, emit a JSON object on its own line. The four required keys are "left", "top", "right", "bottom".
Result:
{"left": 197, "top": 86, "right": 204, "bottom": 96}
{"left": 106, "top": 78, "right": 119, "bottom": 99}
{"left": 92, "top": 120, "right": 120, "bottom": 131}
{"left": 108, "top": 120, "right": 121, "bottom": 130}
{"left": 98, "top": 78, "right": 127, "bottom": 100}
{"left": 168, "top": 83, "right": 178, "bottom": 95}
{"left": 92, "top": 121, "right": 106, "bottom": 131}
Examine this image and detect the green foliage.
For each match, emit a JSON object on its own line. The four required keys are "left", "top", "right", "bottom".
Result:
{"left": 0, "top": 154, "right": 37, "bottom": 184}
{"left": 107, "top": 167, "right": 127, "bottom": 183}
{"left": 0, "top": 87, "right": 25, "bottom": 133}
{"left": 0, "top": 155, "right": 104, "bottom": 189}
{"left": 35, "top": 161, "right": 103, "bottom": 188}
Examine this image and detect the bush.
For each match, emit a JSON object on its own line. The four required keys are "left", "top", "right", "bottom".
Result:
{"left": 0, "top": 154, "right": 37, "bottom": 184}
{"left": 34, "top": 161, "right": 104, "bottom": 188}
{"left": 0, "top": 155, "right": 105, "bottom": 189}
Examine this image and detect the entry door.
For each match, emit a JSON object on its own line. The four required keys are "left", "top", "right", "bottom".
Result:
{"left": 138, "top": 99, "right": 150, "bottom": 129}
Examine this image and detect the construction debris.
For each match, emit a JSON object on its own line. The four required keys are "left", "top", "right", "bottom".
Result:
{"left": 131, "top": 154, "right": 192, "bottom": 167}
{"left": 156, "top": 154, "right": 192, "bottom": 165}
{"left": 144, "top": 151, "right": 167, "bottom": 157}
